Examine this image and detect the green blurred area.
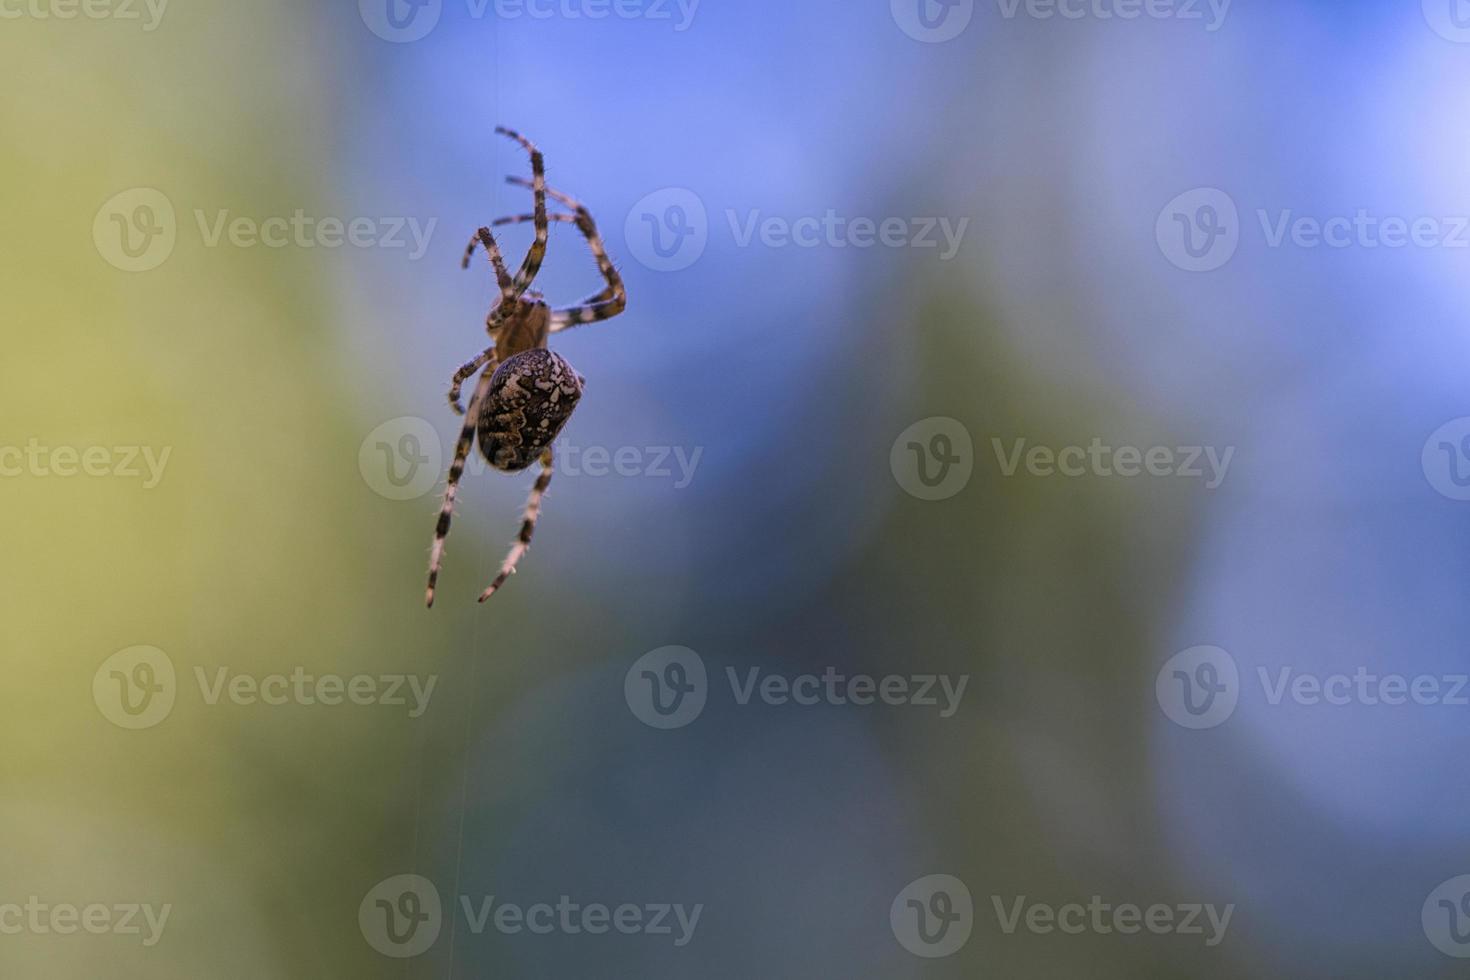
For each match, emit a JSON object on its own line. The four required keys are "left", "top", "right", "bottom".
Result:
{"left": 0, "top": 8, "right": 467, "bottom": 975}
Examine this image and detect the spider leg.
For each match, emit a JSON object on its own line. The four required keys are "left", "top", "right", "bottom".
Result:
{"left": 494, "top": 125, "right": 549, "bottom": 292}
{"left": 505, "top": 176, "right": 614, "bottom": 304}
{"left": 478, "top": 447, "right": 555, "bottom": 603}
{"left": 504, "top": 176, "right": 627, "bottom": 331}
{"left": 464, "top": 226, "right": 518, "bottom": 301}
{"left": 447, "top": 344, "right": 496, "bottom": 416}
{"left": 426, "top": 366, "right": 497, "bottom": 609}
{"left": 490, "top": 211, "right": 577, "bottom": 228}
{"left": 506, "top": 177, "right": 618, "bottom": 306}
{"left": 506, "top": 175, "right": 582, "bottom": 215}
{"left": 462, "top": 212, "right": 578, "bottom": 267}
{"left": 548, "top": 213, "right": 626, "bottom": 330}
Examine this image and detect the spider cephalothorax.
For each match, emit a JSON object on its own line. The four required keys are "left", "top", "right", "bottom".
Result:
{"left": 425, "top": 126, "right": 626, "bottom": 608}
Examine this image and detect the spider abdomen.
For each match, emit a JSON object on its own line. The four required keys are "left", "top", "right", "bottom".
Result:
{"left": 477, "top": 349, "right": 584, "bottom": 472}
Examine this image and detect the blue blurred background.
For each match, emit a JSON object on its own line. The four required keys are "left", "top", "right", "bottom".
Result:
{"left": 6, "top": 0, "right": 1470, "bottom": 975}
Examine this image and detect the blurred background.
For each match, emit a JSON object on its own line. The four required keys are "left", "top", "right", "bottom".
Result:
{"left": 4, "top": 0, "right": 1470, "bottom": 975}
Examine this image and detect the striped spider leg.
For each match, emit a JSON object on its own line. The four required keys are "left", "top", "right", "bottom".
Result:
{"left": 504, "top": 175, "right": 628, "bottom": 331}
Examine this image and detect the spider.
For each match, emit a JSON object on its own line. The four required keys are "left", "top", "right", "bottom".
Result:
{"left": 425, "top": 126, "right": 627, "bottom": 608}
